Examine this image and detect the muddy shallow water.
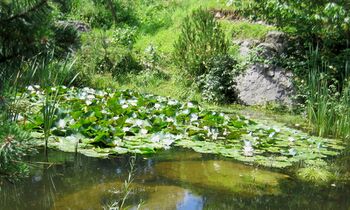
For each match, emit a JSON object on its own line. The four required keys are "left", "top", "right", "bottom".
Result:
{"left": 1, "top": 148, "right": 349, "bottom": 210}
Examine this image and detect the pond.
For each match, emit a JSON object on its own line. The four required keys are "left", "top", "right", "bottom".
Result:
{"left": 1, "top": 149, "right": 349, "bottom": 210}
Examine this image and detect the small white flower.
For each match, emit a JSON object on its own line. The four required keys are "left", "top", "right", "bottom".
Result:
{"left": 269, "top": 132, "right": 276, "bottom": 138}
{"left": 288, "top": 137, "right": 295, "bottom": 142}
{"left": 168, "top": 100, "right": 178, "bottom": 106}
{"left": 154, "top": 103, "right": 161, "bottom": 109}
{"left": 187, "top": 102, "right": 195, "bottom": 108}
{"left": 112, "top": 116, "right": 119, "bottom": 121}
{"left": 166, "top": 117, "right": 174, "bottom": 122}
{"left": 182, "top": 109, "right": 190, "bottom": 115}
{"left": 85, "top": 100, "right": 92, "bottom": 105}
{"left": 27, "top": 86, "right": 35, "bottom": 91}
{"left": 87, "top": 95, "right": 95, "bottom": 100}
{"left": 122, "top": 104, "right": 129, "bottom": 109}
{"left": 151, "top": 134, "right": 161, "bottom": 143}
{"left": 190, "top": 114, "right": 198, "bottom": 122}
{"left": 288, "top": 148, "right": 297, "bottom": 156}
{"left": 122, "top": 127, "right": 130, "bottom": 132}
{"left": 243, "top": 140, "right": 254, "bottom": 157}
{"left": 57, "top": 119, "right": 66, "bottom": 129}
{"left": 140, "top": 129, "right": 148, "bottom": 135}
{"left": 135, "top": 119, "right": 143, "bottom": 126}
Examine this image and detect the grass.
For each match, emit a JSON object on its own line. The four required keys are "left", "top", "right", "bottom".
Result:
{"left": 306, "top": 52, "right": 350, "bottom": 140}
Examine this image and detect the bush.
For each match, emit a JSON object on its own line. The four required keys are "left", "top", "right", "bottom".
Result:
{"left": 0, "top": 121, "right": 35, "bottom": 180}
{"left": 198, "top": 55, "right": 240, "bottom": 104}
{"left": 174, "top": 8, "right": 229, "bottom": 77}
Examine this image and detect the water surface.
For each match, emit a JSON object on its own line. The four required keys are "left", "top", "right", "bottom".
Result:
{"left": 0, "top": 149, "right": 349, "bottom": 210}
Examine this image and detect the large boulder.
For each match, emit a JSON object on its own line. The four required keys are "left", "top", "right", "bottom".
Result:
{"left": 234, "top": 31, "right": 294, "bottom": 105}
{"left": 235, "top": 64, "right": 294, "bottom": 105}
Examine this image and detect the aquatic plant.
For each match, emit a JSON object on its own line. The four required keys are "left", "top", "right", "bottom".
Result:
{"left": 21, "top": 86, "right": 345, "bottom": 168}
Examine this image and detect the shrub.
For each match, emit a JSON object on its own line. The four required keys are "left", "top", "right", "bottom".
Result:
{"left": 173, "top": 8, "right": 229, "bottom": 77}
{"left": 0, "top": 121, "right": 35, "bottom": 180}
{"left": 198, "top": 55, "right": 240, "bottom": 104}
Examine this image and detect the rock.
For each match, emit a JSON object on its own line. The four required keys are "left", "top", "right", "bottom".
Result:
{"left": 56, "top": 20, "right": 90, "bottom": 32}
{"left": 235, "top": 64, "right": 294, "bottom": 106}
{"left": 234, "top": 31, "right": 294, "bottom": 106}
{"left": 234, "top": 39, "right": 259, "bottom": 57}
{"left": 259, "top": 31, "right": 288, "bottom": 57}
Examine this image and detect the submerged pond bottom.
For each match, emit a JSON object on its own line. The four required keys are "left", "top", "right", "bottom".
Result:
{"left": 0, "top": 149, "right": 349, "bottom": 210}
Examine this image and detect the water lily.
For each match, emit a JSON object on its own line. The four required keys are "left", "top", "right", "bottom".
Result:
{"left": 187, "top": 102, "right": 195, "bottom": 108}
{"left": 288, "top": 148, "right": 297, "bottom": 156}
{"left": 154, "top": 103, "right": 161, "bottom": 109}
{"left": 190, "top": 114, "right": 198, "bottom": 122}
{"left": 243, "top": 140, "right": 254, "bottom": 157}
{"left": 122, "top": 127, "right": 130, "bottom": 132}
{"left": 140, "top": 129, "right": 148, "bottom": 135}
{"left": 151, "top": 134, "right": 161, "bottom": 143}
{"left": 57, "top": 119, "right": 66, "bottom": 129}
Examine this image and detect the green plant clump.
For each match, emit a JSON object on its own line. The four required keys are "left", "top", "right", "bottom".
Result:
{"left": 173, "top": 8, "right": 229, "bottom": 77}
{"left": 0, "top": 122, "right": 35, "bottom": 180}
{"left": 19, "top": 86, "right": 345, "bottom": 168}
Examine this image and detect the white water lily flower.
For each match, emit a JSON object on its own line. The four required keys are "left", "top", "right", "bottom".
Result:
{"left": 182, "top": 109, "right": 190, "bottom": 115}
{"left": 243, "top": 140, "right": 254, "bottom": 157}
{"left": 125, "top": 118, "right": 133, "bottom": 124}
{"left": 274, "top": 127, "right": 281, "bottom": 133}
{"left": 151, "top": 134, "right": 161, "bottom": 143}
{"left": 140, "top": 129, "right": 148, "bottom": 135}
{"left": 119, "top": 99, "right": 126, "bottom": 104}
{"left": 87, "top": 95, "right": 95, "bottom": 100}
{"left": 168, "top": 100, "right": 178, "bottom": 106}
{"left": 288, "top": 148, "right": 297, "bottom": 156}
{"left": 85, "top": 100, "right": 92, "bottom": 105}
{"left": 269, "top": 132, "right": 276, "bottom": 138}
{"left": 135, "top": 119, "right": 143, "bottom": 126}
{"left": 57, "top": 119, "right": 66, "bottom": 129}
{"left": 27, "top": 86, "right": 35, "bottom": 91}
{"left": 190, "top": 114, "right": 198, "bottom": 122}
{"left": 128, "top": 99, "right": 138, "bottom": 106}
{"left": 163, "top": 138, "right": 174, "bottom": 146}
{"left": 166, "top": 117, "right": 174, "bottom": 123}
{"left": 154, "top": 103, "right": 161, "bottom": 109}
{"left": 187, "top": 102, "right": 195, "bottom": 108}
{"left": 122, "top": 127, "right": 130, "bottom": 132}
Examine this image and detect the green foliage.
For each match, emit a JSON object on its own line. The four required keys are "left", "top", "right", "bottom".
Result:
{"left": 0, "top": 121, "right": 35, "bottom": 180}
{"left": 198, "top": 55, "right": 240, "bottom": 104}
{"left": 305, "top": 50, "right": 350, "bottom": 140}
{"left": 174, "top": 8, "right": 229, "bottom": 77}
{"left": 0, "top": 0, "right": 54, "bottom": 82}
{"left": 243, "top": 0, "right": 350, "bottom": 44}
{"left": 297, "top": 167, "right": 334, "bottom": 185}
{"left": 53, "top": 23, "right": 81, "bottom": 57}
{"left": 67, "top": 0, "right": 137, "bottom": 29}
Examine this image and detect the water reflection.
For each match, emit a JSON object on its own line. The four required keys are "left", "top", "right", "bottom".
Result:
{"left": 0, "top": 148, "right": 349, "bottom": 210}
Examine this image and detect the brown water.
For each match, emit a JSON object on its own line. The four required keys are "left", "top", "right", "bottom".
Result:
{"left": 0, "top": 148, "right": 349, "bottom": 210}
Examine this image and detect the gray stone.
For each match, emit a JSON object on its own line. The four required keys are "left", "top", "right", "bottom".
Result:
{"left": 235, "top": 64, "right": 294, "bottom": 106}
{"left": 56, "top": 21, "right": 90, "bottom": 32}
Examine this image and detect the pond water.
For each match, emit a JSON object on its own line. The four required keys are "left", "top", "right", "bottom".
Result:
{"left": 1, "top": 148, "right": 349, "bottom": 210}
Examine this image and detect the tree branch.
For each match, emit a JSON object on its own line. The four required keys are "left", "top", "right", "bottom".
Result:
{"left": 0, "top": 0, "right": 48, "bottom": 23}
